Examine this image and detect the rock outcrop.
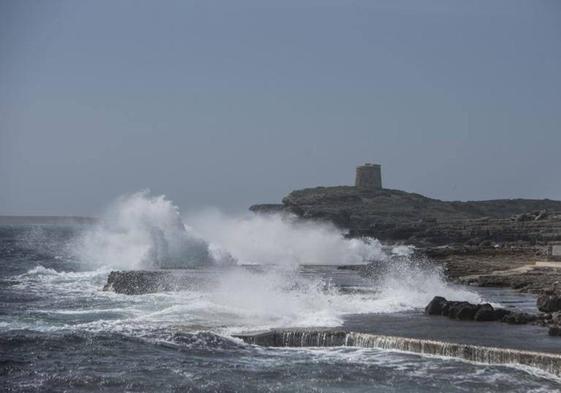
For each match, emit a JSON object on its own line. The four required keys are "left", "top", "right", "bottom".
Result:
{"left": 458, "top": 267, "right": 561, "bottom": 295}
{"left": 537, "top": 294, "right": 561, "bottom": 313}
{"left": 251, "top": 186, "right": 561, "bottom": 247}
{"left": 103, "top": 271, "right": 190, "bottom": 295}
{"left": 424, "top": 296, "right": 538, "bottom": 325}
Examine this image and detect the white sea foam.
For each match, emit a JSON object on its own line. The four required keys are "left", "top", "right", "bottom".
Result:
{"left": 375, "top": 259, "right": 482, "bottom": 309}
{"left": 72, "top": 191, "right": 382, "bottom": 269}
{"left": 8, "top": 191, "right": 484, "bottom": 334}
{"left": 9, "top": 263, "right": 482, "bottom": 335}
{"left": 72, "top": 191, "right": 221, "bottom": 269}
{"left": 186, "top": 208, "right": 385, "bottom": 266}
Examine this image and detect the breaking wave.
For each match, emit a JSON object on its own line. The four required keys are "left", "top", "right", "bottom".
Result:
{"left": 72, "top": 191, "right": 384, "bottom": 270}
{"left": 186, "top": 208, "right": 385, "bottom": 266}
{"left": 72, "top": 191, "right": 222, "bottom": 269}
{"left": 4, "top": 190, "right": 482, "bottom": 334}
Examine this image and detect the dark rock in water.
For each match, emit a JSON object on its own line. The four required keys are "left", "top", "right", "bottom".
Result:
{"left": 439, "top": 301, "right": 454, "bottom": 317}
{"left": 442, "top": 301, "right": 467, "bottom": 318}
{"left": 455, "top": 303, "right": 479, "bottom": 321}
{"left": 501, "top": 312, "right": 537, "bottom": 325}
{"left": 551, "top": 312, "right": 561, "bottom": 325}
{"left": 424, "top": 296, "right": 448, "bottom": 315}
{"left": 474, "top": 304, "right": 497, "bottom": 321}
{"left": 103, "top": 271, "right": 184, "bottom": 295}
{"left": 493, "top": 308, "right": 512, "bottom": 320}
{"left": 441, "top": 301, "right": 477, "bottom": 320}
{"left": 424, "top": 297, "right": 538, "bottom": 327}
{"left": 537, "top": 295, "right": 561, "bottom": 313}
{"left": 549, "top": 325, "right": 561, "bottom": 337}
{"left": 427, "top": 298, "right": 496, "bottom": 321}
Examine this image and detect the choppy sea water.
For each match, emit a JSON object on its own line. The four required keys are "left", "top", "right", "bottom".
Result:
{"left": 1, "top": 223, "right": 561, "bottom": 393}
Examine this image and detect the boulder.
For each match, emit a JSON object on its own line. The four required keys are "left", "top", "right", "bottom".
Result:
{"left": 552, "top": 312, "right": 561, "bottom": 325}
{"left": 537, "top": 295, "right": 561, "bottom": 313}
{"left": 473, "top": 304, "right": 497, "bottom": 321}
{"left": 445, "top": 301, "right": 478, "bottom": 320}
{"left": 103, "top": 271, "right": 181, "bottom": 295}
{"left": 493, "top": 308, "right": 512, "bottom": 320}
{"left": 425, "top": 296, "right": 448, "bottom": 315}
{"left": 455, "top": 303, "right": 479, "bottom": 321}
{"left": 441, "top": 301, "right": 462, "bottom": 317}
{"left": 501, "top": 312, "right": 537, "bottom": 325}
{"left": 424, "top": 297, "right": 539, "bottom": 326}
{"left": 549, "top": 325, "right": 561, "bottom": 337}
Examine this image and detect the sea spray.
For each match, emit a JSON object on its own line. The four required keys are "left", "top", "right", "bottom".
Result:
{"left": 186, "top": 208, "right": 385, "bottom": 266}
{"left": 67, "top": 191, "right": 483, "bottom": 329}
{"left": 72, "top": 191, "right": 226, "bottom": 269}
{"left": 72, "top": 191, "right": 382, "bottom": 269}
{"left": 374, "top": 256, "right": 482, "bottom": 310}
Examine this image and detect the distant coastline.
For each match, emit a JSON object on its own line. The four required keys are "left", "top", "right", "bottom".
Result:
{"left": 0, "top": 216, "right": 97, "bottom": 225}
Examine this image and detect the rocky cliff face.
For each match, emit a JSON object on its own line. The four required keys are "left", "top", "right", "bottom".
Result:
{"left": 250, "top": 186, "right": 561, "bottom": 246}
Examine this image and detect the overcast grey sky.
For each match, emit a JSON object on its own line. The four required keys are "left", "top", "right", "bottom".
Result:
{"left": 1, "top": 0, "right": 560, "bottom": 215}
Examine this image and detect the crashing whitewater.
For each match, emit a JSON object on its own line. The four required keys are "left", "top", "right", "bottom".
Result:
{"left": 23, "top": 190, "right": 478, "bottom": 333}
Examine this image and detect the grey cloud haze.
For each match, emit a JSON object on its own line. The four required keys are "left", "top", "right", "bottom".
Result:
{"left": 1, "top": 0, "right": 560, "bottom": 215}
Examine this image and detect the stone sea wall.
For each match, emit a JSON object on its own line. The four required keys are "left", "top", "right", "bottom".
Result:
{"left": 234, "top": 328, "right": 561, "bottom": 377}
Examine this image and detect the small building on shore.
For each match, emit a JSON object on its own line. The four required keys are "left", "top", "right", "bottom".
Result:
{"left": 355, "top": 163, "right": 382, "bottom": 190}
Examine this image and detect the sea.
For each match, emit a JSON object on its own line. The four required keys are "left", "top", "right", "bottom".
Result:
{"left": 2, "top": 192, "right": 561, "bottom": 392}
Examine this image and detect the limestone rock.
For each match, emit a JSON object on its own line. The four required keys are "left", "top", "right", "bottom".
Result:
{"left": 537, "top": 295, "right": 561, "bottom": 313}
{"left": 501, "top": 312, "right": 537, "bottom": 325}
{"left": 252, "top": 186, "right": 561, "bottom": 247}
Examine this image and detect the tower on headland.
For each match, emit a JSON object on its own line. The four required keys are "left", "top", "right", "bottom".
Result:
{"left": 355, "top": 163, "right": 382, "bottom": 190}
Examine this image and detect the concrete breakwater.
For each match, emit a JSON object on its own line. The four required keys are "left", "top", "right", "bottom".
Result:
{"left": 234, "top": 329, "right": 561, "bottom": 377}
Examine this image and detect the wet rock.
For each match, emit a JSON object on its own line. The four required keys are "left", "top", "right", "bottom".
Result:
{"left": 441, "top": 301, "right": 462, "bottom": 317}
{"left": 424, "top": 297, "right": 537, "bottom": 326}
{"left": 473, "top": 304, "right": 497, "bottom": 322}
{"left": 442, "top": 301, "right": 479, "bottom": 320}
{"left": 454, "top": 303, "right": 479, "bottom": 321}
{"left": 103, "top": 271, "right": 181, "bottom": 295}
{"left": 425, "top": 296, "right": 448, "bottom": 315}
{"left": 501, "top": 312, "right": 537, "bottom": 325}
{"left": 552, "top": 312, "right": 561, "bottom": 325}
{"left": 537, "top": 295, "right": 561, "bottom": 313}
{"left": 549, "top": 325, "right": 561, "bottom": 337}
{"left": 493, "top": 308, "right": 513, "bottom": 320}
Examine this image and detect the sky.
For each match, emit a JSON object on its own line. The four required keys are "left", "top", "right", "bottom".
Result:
{"left": 1, "top": 0, "right": 560, "bottom": 215}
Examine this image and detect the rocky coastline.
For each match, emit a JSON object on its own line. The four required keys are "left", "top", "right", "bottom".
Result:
{"left": 252, "top": 186, "right": 561, "bottom": 297}
{"left": 424, "top": 294, "right": 561, "bottom": 337}
{"left": 251, "top": 186, "right": 561, "bottom": 247}
{"left": 102, "top": 186, "right": 561, "bottom": 340}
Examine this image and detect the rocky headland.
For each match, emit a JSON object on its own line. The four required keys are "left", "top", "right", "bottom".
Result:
{"left": 251, "top": 186, "right": 561, "bottom": 296}
{"left": 251, "top": 187, "right": 561, "bottom": 247}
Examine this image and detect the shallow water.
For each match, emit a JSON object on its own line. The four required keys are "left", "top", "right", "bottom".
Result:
{"left": 1, "top": 224, "right": 560, "bottom": 392}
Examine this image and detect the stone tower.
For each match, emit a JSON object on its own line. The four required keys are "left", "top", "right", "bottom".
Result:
{"left": 355, "top": 163, "right": 382, "bottom": 190}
